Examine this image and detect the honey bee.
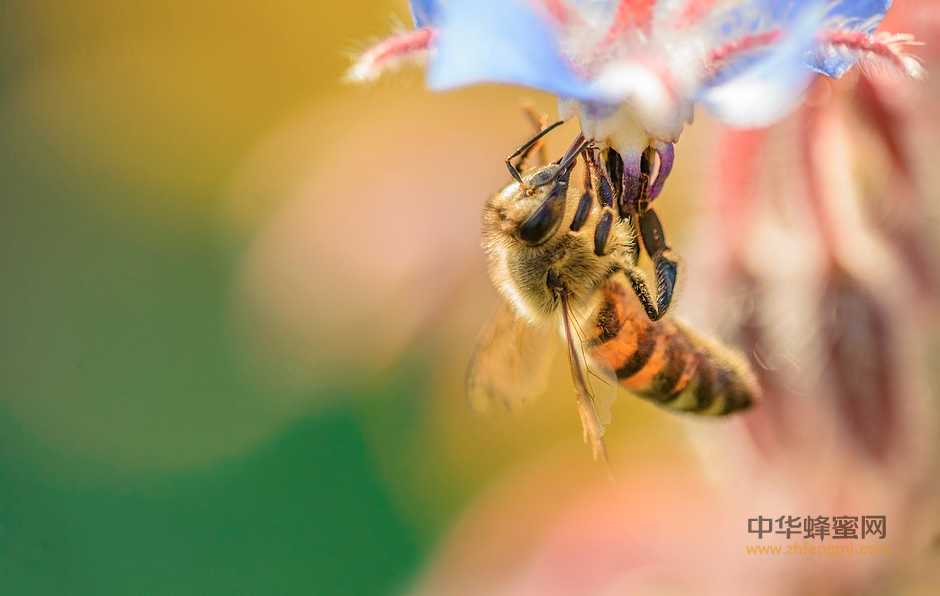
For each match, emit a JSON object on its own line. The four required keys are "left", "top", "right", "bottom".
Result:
{"left": 467, "top": 123, "right": 759, "bottom": 461}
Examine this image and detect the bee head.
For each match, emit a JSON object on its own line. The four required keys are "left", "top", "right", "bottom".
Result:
{"left": 492, "top": 163, "right": 572, "bottom": 247}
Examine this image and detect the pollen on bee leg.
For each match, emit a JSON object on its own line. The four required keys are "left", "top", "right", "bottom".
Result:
{"left": 346, "top": 28, "right": 434, "bottom": 83}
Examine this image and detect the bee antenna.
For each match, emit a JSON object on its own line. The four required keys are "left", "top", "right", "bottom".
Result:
{"left": 505, "top": 120, "right": 565, "bottom": 184}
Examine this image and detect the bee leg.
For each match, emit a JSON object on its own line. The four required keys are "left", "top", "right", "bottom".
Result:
{"left": 570, "top": 189, "right": 593, "bottom": 232}
{"left": 593, "top": 210, "right": 614, "bottom": 256}
{"left": 570, "top": 150, "right": 596, "bottom": 233}
{"left": 585, "top": 148, "right": 640, "bottom": 266}
{"left": 633, "top": 144, "right": 678, "bottom": 315}
{"left": 577, "top": 150, "right": 615, "bottom": 255}
{"left": 604, "top": 148, "right": 624, "bottom": 205}
{"left": 653, "top": 252, "right": 678, "bottom": 316}
{"left": 638, "top": 209, "right": 678, "bottom": 317}
{"left": 596, "top": 166, "right": 616, "bottom": 210}
{"left": 624, "top": 266, "right": 664, "bottom": 321}
{"left": 623, "top": 214, "right": 641, "bottom": 267}
{"left": 585, "top": 149, "right": 615, "bottom": 209}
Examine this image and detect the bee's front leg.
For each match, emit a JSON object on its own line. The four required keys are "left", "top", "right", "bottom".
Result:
{"left": 583, "top": 149, "right": 625, "bottom": 257}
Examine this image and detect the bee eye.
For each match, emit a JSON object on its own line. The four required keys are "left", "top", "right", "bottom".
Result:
{"left": 528, "top": 170, "right": 555, "bottom": 187}
{"left": 517, "top": 181, "right": 567, "bottom": 246}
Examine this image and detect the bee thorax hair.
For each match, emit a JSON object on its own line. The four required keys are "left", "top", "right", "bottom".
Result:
{"left": 482, "top": 171, "right": 633, "bottom": 324}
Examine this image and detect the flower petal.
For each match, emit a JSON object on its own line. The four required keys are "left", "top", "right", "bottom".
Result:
{"left": 426, "top": 0, "right": 597, "bottom": 99}
{"left": 697, "top": 2, "right": 826, "bottom": 128}
{"left": 818, "top": 0, "right": 891, "bottom": 30}
{"left": 727, "top": 0, "right": 888, "bottom": 32}
{"left": 410, "top": 0, "right": 441, "bottom": 28}
{"left": 708, "top": 0, "right": 891, "bottom": 78}
{"left": 806, "top": 0, "right": 892, "bottom": 78}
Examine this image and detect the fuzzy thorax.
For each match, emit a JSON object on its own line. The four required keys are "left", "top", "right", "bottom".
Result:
{"left": 482, "top": 167, "right": 632, "bottom": 326}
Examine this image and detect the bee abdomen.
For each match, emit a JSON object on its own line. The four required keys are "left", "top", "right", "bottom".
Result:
{"left": 590, "top": 281, "right": 758, "bottom": 416}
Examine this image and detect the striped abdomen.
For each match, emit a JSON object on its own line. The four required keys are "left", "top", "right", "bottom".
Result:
{"left": 589, "top": 280, "right": 759, "bottom": 415}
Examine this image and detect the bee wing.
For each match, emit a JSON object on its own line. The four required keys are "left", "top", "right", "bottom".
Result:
{"left": 560, "top": 293, "right": 618, "bottom": 463}
{"left": 466, "top": 302, "right": 556, "bottom": 412}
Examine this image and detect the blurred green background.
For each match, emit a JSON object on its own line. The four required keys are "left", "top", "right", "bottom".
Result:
{"left": 2, "top": 2, "right": 687, "bottom": 594}
{"left": 0, "top": 2, "right": 437, "bottom": 594}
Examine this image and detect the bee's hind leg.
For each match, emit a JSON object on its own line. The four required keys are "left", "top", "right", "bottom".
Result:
{"left": 637, "top": 209, "right": 678, "bottom": 319}
{"left": 624, "top": 266, "right": 667, "bottom": 322}
{"left": 614, "top": 143, "right": 678, "bottom": 320}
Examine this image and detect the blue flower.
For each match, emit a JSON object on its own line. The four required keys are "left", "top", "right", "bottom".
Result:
{"left": 351, "top": 0, "right": 918, "bottom": 174}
